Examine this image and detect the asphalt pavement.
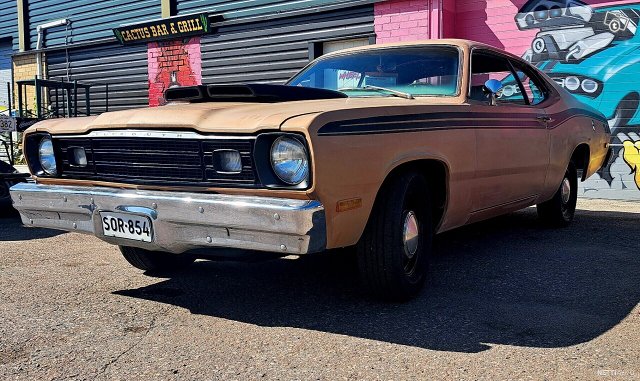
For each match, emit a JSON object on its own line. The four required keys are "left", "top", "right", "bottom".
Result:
{"left": 0, "top": 199, "right": 639, "bottom": 380}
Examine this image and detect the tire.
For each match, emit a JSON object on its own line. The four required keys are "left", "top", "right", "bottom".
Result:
{"left": 119, "top": 246, "right": 195, "bottom": 273}
{"left": 537, "top": 162, "right": 578, "bottom": 227}
{"left": 0, "top": 180, "right": 20, "bottom": 215}
{"left": 356, "top": 170, "right": 433, "bottom": 301}
{"left": 0, "top": 180, "right": 11, "bottom": 209}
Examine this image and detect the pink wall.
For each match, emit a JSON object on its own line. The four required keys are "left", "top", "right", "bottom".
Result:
{"left": 452, "top": 0, "right": 635, "bottom": 55}
{"left": 454, "top": 0, "right": 537, "bottom": 55}
{"left": 374, "top": 0, "right": 438, "bottom": 43}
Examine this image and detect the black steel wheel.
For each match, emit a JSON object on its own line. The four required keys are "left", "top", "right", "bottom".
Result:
{"left": 537, "top": 161, "right": 578, "bottom": 227}
{"left": 356, "top": 170, "right": 433, "bottom": 301}
{"left": 119, "top": 246, "right": 195, "bottom": 274}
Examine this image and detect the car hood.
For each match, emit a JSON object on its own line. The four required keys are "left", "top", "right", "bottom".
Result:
{"left": 28, "top": 96, "right": 462, "bottom": 135}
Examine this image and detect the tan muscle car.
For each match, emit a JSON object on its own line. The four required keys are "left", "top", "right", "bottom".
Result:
{"left": 10, "top": 39, "right": 612, "bottom": 301}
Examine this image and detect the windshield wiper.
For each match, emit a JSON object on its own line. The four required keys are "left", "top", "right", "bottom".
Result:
{"left": 338, "top": 85, "right": 414, "bottom": 100}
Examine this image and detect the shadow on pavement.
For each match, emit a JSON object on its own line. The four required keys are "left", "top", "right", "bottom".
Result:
{"left": 114, "top": 207, "right": 640, "bottom": 353}
{"left": 0, "top": 214, "right": 64, "bottom": 241}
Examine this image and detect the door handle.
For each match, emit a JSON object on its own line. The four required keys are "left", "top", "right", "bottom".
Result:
{"left": 536, "top": 115, "right": 552, "bottom": 123}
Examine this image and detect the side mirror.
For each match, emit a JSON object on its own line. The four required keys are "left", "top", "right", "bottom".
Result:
{"left": 483, "top": 79, "right": 503, "bottom": 106}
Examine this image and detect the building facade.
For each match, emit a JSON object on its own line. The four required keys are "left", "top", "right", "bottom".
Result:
{"left": 0, "top": 0, "right": 638, "bottom": 200}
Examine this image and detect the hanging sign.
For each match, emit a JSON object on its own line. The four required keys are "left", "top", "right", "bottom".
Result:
{"left": 113, "top": 13, "right": 210, "bottom": 45}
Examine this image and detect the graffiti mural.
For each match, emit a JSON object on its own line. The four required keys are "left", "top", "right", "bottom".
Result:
{"left": 514, "top": 0, "right": 640, "bottom": 198}
{"left": 148, "top": 37, "right": 202, "bottom": 107}
{"left": 623, "top": 136, "right": 640, "bottom": 187}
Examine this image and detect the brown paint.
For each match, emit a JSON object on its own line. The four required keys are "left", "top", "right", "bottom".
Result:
{"left": 23, "top": 40, "right": 611, "bottom": 249}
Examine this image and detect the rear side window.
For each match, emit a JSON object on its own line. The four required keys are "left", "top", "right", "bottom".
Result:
{"left": 510, "top": 60, "right": 548, "bottom": 105}
{"left": 469, "top": 52, "right": 527, "bottom": 106}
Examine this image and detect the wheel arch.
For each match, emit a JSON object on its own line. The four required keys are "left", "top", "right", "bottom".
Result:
{"left": 373, "top": 158, "right": 450, "bottom": 233}
{"left": 571, "top": 143, "right": 591, "bottom": 182}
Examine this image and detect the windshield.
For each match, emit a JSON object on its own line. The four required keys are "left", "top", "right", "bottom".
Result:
{"left": 287, "top": 46, "right": 460, "bottom": 97}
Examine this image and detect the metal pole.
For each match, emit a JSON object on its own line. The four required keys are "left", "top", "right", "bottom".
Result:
{"left": 85, "top": 87, "right": 90, "bottom": 116}
{"left": 35, "top": 76, "right": 42, "bottom": 119}
{"left": 6, "top": 82, "right": 13, "bottom": 164}
{"left": 6, "top": 82, "right": 11, "bottom": 115}
{"left": 66, "top": 88, "right": 72, "bottom": 117}
{"left": 17, "top": 82, "right": 23, "bottom": 118}
{"left": 105, "top": 83, "right": 109, "bottom": 113}
{"left": 73, "top": 80, "right": 78, "bottom": 117}
{"left": 55, "top": 88, "right": 59, "bottom": 117}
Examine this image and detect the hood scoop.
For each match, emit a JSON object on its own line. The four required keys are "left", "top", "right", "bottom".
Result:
{"left": 165, "top": 83, "right": 348, "bottom": 103}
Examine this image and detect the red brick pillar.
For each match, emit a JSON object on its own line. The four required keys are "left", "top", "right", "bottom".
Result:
{"left": 148, "top": 37, "right": 203, "bottom": 107}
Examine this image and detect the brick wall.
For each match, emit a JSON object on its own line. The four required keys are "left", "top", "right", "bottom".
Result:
{"left": 148, "top": 37, "right": 202, "bottom": 107}
{"left": 12, "top": 53, "right": 44, "bottom": 114}
{"left": 374, "top": 0, "right": 431, "bottom": 43}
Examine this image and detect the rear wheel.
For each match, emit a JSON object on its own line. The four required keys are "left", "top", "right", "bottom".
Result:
{"left": 119, "top": 246, "right": 195, "bottom": 273}
{"left": 537, "top": 162, "right": 578, "bottom": 227}
{"left": 356, "top": 171, "right": 433, "bottom": 301}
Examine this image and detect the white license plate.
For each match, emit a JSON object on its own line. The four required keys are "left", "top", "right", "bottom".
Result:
{"left": 100, "top": 212, "right": 153, "bottom": 242}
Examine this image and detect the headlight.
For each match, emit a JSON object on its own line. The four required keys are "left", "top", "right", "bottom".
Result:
{"left": 565, "top": 76, "right": 581, "bottom": 91}
{"left": 38, "top": 137, "right": 58, "bottom": 176}
{"left": 270, "top": 136, "right": 309, "bottom": 185}
{"left": 581, "top": 78, "right": 599, "bottom": 94}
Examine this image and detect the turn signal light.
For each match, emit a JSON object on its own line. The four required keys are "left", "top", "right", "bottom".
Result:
{"left": 336, "top": 198, "right": 362, "bottom": 213}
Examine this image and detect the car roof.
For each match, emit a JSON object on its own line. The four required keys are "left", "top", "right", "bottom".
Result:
{"left": 319, "top": 39, "right": 516, "bottom": 59}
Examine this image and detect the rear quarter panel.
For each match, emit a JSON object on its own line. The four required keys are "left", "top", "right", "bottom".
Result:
{"left": 544, "top": 92, "right": 611, "bottom": 201}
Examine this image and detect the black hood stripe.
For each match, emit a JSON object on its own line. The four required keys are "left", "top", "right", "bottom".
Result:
{"left": 317, "top": 108, "right": 606, "bottom": 136}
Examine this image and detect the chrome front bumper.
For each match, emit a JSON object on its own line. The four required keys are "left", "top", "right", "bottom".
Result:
{"left": 9, "top": 183, "right": 326, "bottom": 254}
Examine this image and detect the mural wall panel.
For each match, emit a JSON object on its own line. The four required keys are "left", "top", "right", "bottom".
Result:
{"left": 456, "top": 0, "right": 640, "bottom": 200}
{"left": 148, "top": 38, "right": 202, "bottom": 107}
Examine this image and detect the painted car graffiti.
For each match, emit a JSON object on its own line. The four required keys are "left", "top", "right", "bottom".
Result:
{"left": 515, "top": 0, "right": 640, "bottom": 194}
{"left": 623, "top": 135, "right": 640, "bottom": 187}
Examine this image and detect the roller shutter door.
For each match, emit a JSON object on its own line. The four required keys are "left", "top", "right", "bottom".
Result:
{"left": 0, "top": 41, "right": 11, "bottom": 108}
{"left": 46, "top": 43, "right": 149, "bottom": 113}
{"left": 200, "top": 5, "right": 374, "bottom": 85}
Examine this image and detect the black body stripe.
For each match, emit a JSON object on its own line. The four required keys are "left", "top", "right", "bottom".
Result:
{"left": 317, "top": 108, "right": 606, "bottom": 136}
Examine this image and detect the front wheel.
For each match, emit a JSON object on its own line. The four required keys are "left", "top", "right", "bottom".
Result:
{"left": 119, "top": 246, "right": 195, "bottom": 274}
{"left": 537, "top": 162, "right": 578, "bottom": 227}
{"left": 0, "top": 180, "right": 12, "bottom": 209}
{"left": 356, "top": 171, "right": 433, "bottom": 301}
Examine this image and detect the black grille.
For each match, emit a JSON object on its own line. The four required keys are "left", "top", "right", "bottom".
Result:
{"left": 54, "top": 136, "right": 259, "bottom": 187}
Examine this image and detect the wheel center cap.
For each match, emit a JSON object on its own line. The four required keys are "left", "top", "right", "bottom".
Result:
{"left": 403, "top": 211, "right": 420, "bottom": 259}
{"left": 561, "top": 178, "right": 571, "bottom": 204}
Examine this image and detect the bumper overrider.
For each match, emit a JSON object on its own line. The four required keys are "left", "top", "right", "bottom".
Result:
{"left": 9, "top": 183, "right": 326, "bottom": 255}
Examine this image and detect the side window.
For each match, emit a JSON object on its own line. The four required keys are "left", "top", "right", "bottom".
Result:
{"left": 470, "top": 52, "right": 527, "bottom": 106}
{"left": 510, "top": 60, "right": 548, "bottom": 106}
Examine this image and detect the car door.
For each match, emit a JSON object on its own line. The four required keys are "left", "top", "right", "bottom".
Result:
{"left": 469, "top": 50, "right": 551, "bottom": 216}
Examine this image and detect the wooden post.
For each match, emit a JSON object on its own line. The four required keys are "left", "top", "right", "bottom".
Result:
{"left": 17, "top": 0, "right": 28, "bottom": 52}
